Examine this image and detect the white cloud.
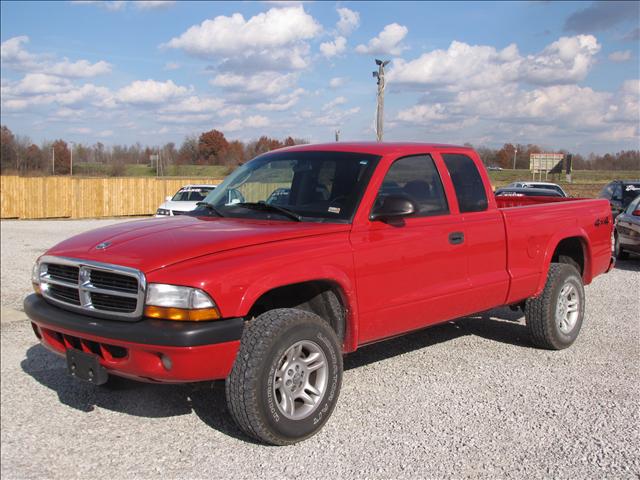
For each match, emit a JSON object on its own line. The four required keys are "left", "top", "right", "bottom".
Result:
{"left": 256, "top": 88, "right": 305, "bottom": 111}
{"left": 320, "top": 36, "right": 346, "bottom": 58}
{"left": 69, "top": 127, "right": 92, "bottom": 134}
{"left": 73, "top": 1, "right": 126, "bottom": 11}
{"left": 211, "top": 71, "right": 297, "bottom": 96}
{"left": 355, "top": 23, "right": 408, "bottom": 56}
{"left": 98, "top": 129, "right": 114, "bottom": 137}
{"left": 162, "top": 95, "right": 224, "bottom": 113}
{"left": 396, "top": 104, "right": 447, "bottom": 123}
{"left": 48, "top": 59, "right": 112, "bottom": 77}
{"left": 336, "top": 8, "right": 360, "bottom": 35}
{"left": 313, "top": 106, "right": 360, "bottom": 127}
{"left": 322, "top": 96, "right": 347, "bottom": 111}
{"left": 134, "top": 1, "right": 175, "bottom": 10}
{"left": 608, "top": 50, "right": 632, "bottom": 62}
{"left": 221, "top": 115, "right": 270, "bottom": 132}
{"left": 163, "top": 61, "right": 180, "bottom": 70}
{"left": 1, "top": 35, "right": 111, "bottom": 78}
{"left": 522, "top": 35, "right": 600, "bottom": 85}
{"left": 164, "top": 6, "right": 320, "bottom": 71}
{"left": 116, "top": 79, "right": 190, "bottom": 104}
{"left": 11, "top": 73, "right": 71, "bottom": 95}
{"left": 389, "top": 35, "right": 601, "bottom": 90}
{"left": 329, "top": 77, "right": 347, "bottom": 88}
{"left": 0, "top": 36, "right": 37, "bottom": 68}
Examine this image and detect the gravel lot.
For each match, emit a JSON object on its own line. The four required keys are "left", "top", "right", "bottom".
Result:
{"left": 1, "top": 219, "right": 639, "bottom": 479}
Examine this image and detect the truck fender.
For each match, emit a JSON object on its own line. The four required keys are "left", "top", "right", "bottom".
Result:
{"left": 236, "top": 265, "right": 360, "bottom": 352}
{"left": 535, "top": 228, "right": 592, "bottom": 297}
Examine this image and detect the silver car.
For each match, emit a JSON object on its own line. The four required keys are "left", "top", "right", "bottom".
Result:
{"left": 614, "top": 195, "right": 640, "bottom": 259}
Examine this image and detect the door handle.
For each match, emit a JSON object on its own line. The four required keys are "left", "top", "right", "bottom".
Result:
{"left": 449, "top": 232, "right": 464, "bottom": 245}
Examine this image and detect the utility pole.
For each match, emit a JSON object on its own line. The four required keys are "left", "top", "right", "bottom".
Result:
{"left": 372, "top": 59, "right": 390, "bottom": 142}
{"left": 69, "top": 141, "right": 75, "bottom": 176}
{"left": 512, "top": 147, "right": 518, "bottom": 170}
{"left": 52, "top": 147, "right": 55, "bottom": 175}
{"left": 335, "top": 129, "right": 340, "bottom": 142}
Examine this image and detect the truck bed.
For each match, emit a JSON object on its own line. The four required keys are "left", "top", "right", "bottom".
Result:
{"left": 496, "top": 196, "right": 613, "bottom": 304}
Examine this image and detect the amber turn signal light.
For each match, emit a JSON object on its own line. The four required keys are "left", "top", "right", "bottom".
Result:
{"left": 144, "top": 305, "right": 221, "bottom": 321}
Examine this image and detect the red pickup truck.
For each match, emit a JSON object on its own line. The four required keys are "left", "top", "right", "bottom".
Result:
{"left": 26, "top": 143, "right": 614, "bottom": 445}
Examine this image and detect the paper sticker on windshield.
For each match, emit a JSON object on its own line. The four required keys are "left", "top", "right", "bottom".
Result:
{"left": 626, "top": 185, "right": 638, "bottom": 191}
{"left": 328, "top": 207, "right": 341, "bottom": 214}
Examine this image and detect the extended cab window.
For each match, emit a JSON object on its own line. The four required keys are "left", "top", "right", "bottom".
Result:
{"left": 442, "top": 153, "right": 488, "bottom": 213}
{"left": 376, "top": 155, "right": 449, "bottom": 217}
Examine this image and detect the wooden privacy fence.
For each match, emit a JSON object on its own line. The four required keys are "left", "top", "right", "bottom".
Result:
{"left": 0, "top": 176, "right": 224, "bottom": 219}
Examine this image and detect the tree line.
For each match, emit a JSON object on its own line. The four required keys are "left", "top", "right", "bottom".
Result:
{"left": 474, "top": 143, "right": 639, "bottom": 171}
{"left": 1, "top": 124, "right": 638, "bottom": 176}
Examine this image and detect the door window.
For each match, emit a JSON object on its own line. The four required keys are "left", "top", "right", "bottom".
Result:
{"left": 442, "top": 153, "right": 488, "bottom": 213}
{"left": 375, "top": 155, "right": 449, "bottom": 217}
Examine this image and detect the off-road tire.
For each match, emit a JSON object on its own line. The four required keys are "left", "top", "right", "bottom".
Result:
{"left": 225, "top": 308, "right": 343, "bottom": 445}
{"left": 525, "top": 263, "right": 585, "bottom": 350}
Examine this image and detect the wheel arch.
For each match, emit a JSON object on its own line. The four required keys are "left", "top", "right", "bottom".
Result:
{"left": 536, "top": 231, "right": 592, "bottom": 295}
{"left": 239, "top": 272, "right": 358, "bottom": 352}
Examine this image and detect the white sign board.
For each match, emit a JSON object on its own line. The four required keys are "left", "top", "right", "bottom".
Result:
{"left": 530, "top": 153, "right": 563, "bottom": 173}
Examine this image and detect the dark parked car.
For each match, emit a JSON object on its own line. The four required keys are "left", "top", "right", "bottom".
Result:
{"left": 599, "top": 180, "right": 640, "bottom": 218}
{"left": 506, "top": 181, "right": 568, "bottom": 197}
{"left": 495, "top": 187, "right": 563, "bottom": 198}
{"left": 614, "top": 194, "right": 640, "bottom": 259}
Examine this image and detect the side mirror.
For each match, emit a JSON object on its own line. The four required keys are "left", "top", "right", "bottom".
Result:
{"left": 165, "top": 196, "right": 172, "bottom": 201}
{"left": 370, "top": 194, "right": 416, "bottom": 221}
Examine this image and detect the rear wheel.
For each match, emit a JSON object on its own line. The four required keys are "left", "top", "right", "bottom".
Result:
{"left": 525, "top": 263, "right": 585, "bottom": 350}
{"left": 225, "top": 309, "right": 343, "bottom": 445}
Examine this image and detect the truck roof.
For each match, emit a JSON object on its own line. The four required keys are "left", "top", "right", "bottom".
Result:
{"left": 270, "top": 142, "right": 475, "bottom": 155}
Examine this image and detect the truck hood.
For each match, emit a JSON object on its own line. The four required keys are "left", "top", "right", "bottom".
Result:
{"left": 45, "top": 216, "right": 350, "bottom": 273}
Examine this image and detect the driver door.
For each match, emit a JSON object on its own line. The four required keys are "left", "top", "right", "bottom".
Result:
{"left": 350, "top": 154, "right": 470, "bottom": 344}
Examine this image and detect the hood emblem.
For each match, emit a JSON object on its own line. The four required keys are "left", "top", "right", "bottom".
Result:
{"left": 96, "top": 241, "right": 112, "bottom": 250}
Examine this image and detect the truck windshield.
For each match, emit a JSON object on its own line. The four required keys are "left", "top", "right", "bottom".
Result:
{"left": 200, "top": 150, "right": 380, "bottom": 222}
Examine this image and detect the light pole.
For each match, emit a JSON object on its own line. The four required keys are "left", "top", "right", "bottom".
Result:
{"left": 69, "top": 141, "right": 75, "bottom": 176}
{"left": 372, "top": 59, "right": 390, "bottom": 142}
{"left": 512, "top": 147, "right": 518, "bottom": 170}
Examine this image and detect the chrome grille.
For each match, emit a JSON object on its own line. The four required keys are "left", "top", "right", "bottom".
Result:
{"left": 38, "top": 256, "right": 146, "bottom": 321}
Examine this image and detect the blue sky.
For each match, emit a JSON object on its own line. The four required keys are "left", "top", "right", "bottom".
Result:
{"left": 1, "top": 0, "right": 639, "bottom": 154}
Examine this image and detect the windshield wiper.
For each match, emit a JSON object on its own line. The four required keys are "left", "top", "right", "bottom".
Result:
{"left": 234, "top": 201, "right": 302, "bottom": 222}
{"left": 195, "top": 201, "right": 224, "bottom": 217}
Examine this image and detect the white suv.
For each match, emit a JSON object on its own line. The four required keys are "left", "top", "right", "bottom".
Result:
{"left": 156, "top": 184, "right": 217, "bottom": 216}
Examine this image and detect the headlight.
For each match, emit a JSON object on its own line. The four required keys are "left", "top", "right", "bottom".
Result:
{"left": 144, "top": 283, "right": 221, "bottom": 321}
{"left": 156, "top": 208, "right": 170, "bottom": 216}
{"left": 31, "top": 260, "right": 45, "bottom": 294}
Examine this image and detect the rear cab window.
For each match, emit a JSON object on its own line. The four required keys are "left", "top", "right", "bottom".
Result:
{"left": 441, "top": 153, "right": 488, "bottom": 213}
{"left": 375, "top": 154, "right": 449, "bottom": 217}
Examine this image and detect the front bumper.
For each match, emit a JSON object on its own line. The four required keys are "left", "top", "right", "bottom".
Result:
{"left": 24, "top": 294, "right": 242, "bottom": 383}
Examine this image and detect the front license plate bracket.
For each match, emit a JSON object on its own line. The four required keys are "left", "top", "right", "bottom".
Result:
{"left": 66, "top": 348, "right": 108, "bottom": 385}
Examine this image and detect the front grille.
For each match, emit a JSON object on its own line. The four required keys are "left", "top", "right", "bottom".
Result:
{"left": 38, "top": 256, "right": 145, "bottom": 320}
{"left": 47, "top": 264, "right": 79, "bottom": 283}
{"left": 48, "top": 284, "right": 81, "bottom": 305}
{"left": 90, "top": 292, "right": 137, "bottom": 313}
{"left": 90, "top": 270, "right": 138, "bottom": 294}
{"left": 172, "top": 210, "right": 188, "bottom": 216}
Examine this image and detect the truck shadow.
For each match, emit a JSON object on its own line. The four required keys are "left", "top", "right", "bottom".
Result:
{"left": 613, "top": 257, "right": 640, "bottom": 272}
{"left": 344, "top": 306, "right": 530, "bottom": 370}
{"left": 20, "top": 306, "right": 529, "bottom": 443}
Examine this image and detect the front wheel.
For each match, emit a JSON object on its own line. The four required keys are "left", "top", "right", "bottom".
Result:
{"left": 225, "top": 309, "right": 343, "bottom": 445}
{"left": 525, "top": 263, "right": 585, "bottom": 350}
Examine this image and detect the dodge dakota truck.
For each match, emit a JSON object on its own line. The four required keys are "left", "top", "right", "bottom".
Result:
{"left": 25, "top": 143, "right": 615, "bottom": 445}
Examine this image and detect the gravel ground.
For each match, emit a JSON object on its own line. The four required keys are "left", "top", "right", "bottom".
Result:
{"left": 1, "top": 219, "right": 639, "bottom": 479}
